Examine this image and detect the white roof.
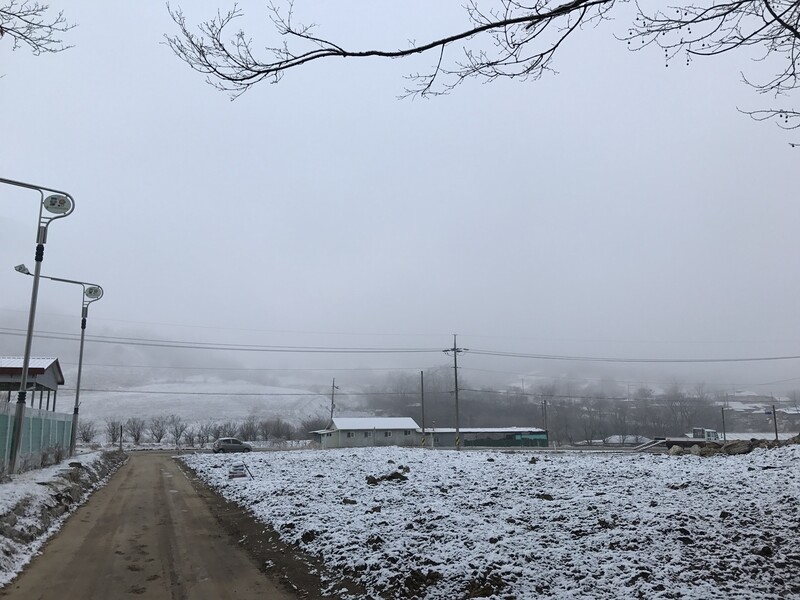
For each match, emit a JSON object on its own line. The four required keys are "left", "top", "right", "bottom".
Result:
{"left": 0, "top": 357, "right": 59, "bottom": 369}
{"left": 603, "top": 435, "right": 652, "bottom": 444}
{"left": 716, "top": 432, "right": 797, "bottom": 441}
{"left": 420, "top": 427, "right": 545, "bottom": 434}
{"left": 331, "top": 417, "right": 419, "bottom": 431}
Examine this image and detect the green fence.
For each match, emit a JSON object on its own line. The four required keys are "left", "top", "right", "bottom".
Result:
{"left": 0, "top": 402, "right": 73, "bottom": 473}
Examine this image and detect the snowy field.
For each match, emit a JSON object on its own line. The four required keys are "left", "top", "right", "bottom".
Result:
{"left": 182, "top": 446, "right": 800, "bottom": 599}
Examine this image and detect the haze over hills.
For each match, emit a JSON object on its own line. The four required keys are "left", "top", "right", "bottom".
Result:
{"left": 74, "top": 377, "right": 330, "bottom": 426}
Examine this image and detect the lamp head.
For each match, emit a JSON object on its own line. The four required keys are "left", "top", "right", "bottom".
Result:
{"left": 14, "top": 264, "right": 30, "bottom": 275}
{"left": 43, "top": 194, "right": 72, "bottom": 215}
{"left": 84, "top": 286, "right": 103, "bottom": 300}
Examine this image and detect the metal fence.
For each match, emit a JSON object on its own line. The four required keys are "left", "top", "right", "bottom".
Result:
{"left": 0, "top": 402, "right": 73, "bottom": 473}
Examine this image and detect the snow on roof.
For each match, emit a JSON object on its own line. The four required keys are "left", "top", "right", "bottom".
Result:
{"left": 0, "top": 357, "right": 60, "bottom": 370}
{"left": 0, "top": 357, "right": 64, "bottom": 385}
{"left": 331, "top": 417, "right": 419, "bottom": 431}
{"left": 726, "top": 401, "right": 772, "bottom": 412}
{"left": 716, "top": 432, "right": 798, "bottom": 441}
{"left": 603, "top": 435, "right": 652, "bottom": 444}
{"left": 421, "top": 427, "right": 544, "bottom": 434}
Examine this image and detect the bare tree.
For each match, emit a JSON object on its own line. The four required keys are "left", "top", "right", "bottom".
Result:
{"left": 299, "top": 416, "right": 328, "bottom": 439}
{"left": 105, "top": 419, "right": 122, "bottom": 445}
{"left": 624, "top": 1, "right": 800, "bottom": 127}
{"left": 264, "top": 417, "right": 293, "bottom": 441}
{"left": 218, "top": 420, "right": 239, "bottom": 438}
{"left": 124, "top": 417, "right": 146, "bottom": 445}
{"left": 237, "top": 416, "right": 259, "bottom": 442}
{"left": 167, "top": 414, "right": 188, "bottom": 447}
{"left": 257, "top": 418, "right": 271, "bottom": 443}
{"left": 78, "top": 420, "right": 97, "bottom": 444}
{"left": 209, "top": 422, "right": 223, "bottom": 441}
{"left": 148, "top": 415, "right": 168, "bottom": 443}
{"left": 166, "top": 1, "right": 800, "bottom": 125}
{"left": 0, "top": 1, "right": 74, "bottom": 55}
{"left": 184, "top": 426, "right": 197, "bottom": 448}
{"left": 197, "top": 422, "right": 214, "bottom": 447}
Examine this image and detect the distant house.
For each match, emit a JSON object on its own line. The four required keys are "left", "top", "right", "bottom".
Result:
{"left": 422, "top": 427, "right": 548, "bottom": 448}
{"left": 312, "top": 417, "right": 420, "bottom": 448}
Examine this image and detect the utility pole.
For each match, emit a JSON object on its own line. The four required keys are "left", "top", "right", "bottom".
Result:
{"left": 721, "top": 407, "right": 727, "bottom": 442}
{"left": 444, "top": 334, "right": 467, "bottom": 451}
{"left": 772, "top": 405, "right": 779, "bottom": 442}
{"left": 541, "top": 397, "right": 549, "bottom": 440}
{"left": 420, "top": 371, "right": 426, "bottom": 447}
{"left": 329, "top": 378, "right": 338, "bottom": 423}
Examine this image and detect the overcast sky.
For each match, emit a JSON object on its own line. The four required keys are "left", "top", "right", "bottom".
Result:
{"left": 2, "top": 1, "right": 799, "bottom": 395}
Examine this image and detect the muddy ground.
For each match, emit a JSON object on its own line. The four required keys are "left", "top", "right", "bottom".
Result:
{"left": 0, "top": 453, "right": 363, "bottom": 600}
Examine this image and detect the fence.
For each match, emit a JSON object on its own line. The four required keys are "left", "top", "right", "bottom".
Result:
{"left": 0, "top": 402, "right": 73, "bottom": 473}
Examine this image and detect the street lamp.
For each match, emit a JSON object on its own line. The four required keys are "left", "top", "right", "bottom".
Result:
{"left": 1, "top": 177, "right": 74, "bottom": 473}
{"left": 15, "top": 266, "right": 102, "bottom": 456}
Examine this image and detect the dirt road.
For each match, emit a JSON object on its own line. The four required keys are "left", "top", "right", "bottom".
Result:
{"left": 1, "top": 453, "right": 298, "bottom": 600}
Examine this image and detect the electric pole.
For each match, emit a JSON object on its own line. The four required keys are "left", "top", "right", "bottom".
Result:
{"left": 772, "top": 405, "right": 779, "bottom": 442}
{"left": 444, "top": 334, "right": 467, "bottom": 451}
{"left": 721, "top": 406, "right": 727, "bottom": 442}
{"left": 541, "top": 396, "right": 549, "bottom": 440}
{"left": 420, "top": 371, "right": 426, "bottom": 446}
{"left": 329, "top": 378, "right": 338, "bottom": 423}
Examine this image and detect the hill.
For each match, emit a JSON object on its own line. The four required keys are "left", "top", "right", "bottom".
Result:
{"left": 75, "top": 377, "right": 330, "bottom": 427}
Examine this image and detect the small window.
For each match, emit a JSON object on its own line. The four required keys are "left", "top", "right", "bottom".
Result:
{"left": 384, "top": 431, "right": 392, "bottom": 438}
{"left": 404, "top": 430, "right": 411, "bottom": 436}
{"left": 364, "top": 431, "right": 371, "bottom": 438}
{"left": 346, "top": 432, "right": 354, "bottom": 438}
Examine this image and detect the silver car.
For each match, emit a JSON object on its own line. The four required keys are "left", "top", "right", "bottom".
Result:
{"left": 212, "top": 437, "right": 252, "bottom": 453}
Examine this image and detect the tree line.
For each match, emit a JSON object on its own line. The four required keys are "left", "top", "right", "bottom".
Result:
{"left": 355, "top": 369, "right": 793, "bottom": 444}
{"left": 77, "top": 414, "right": 329, "bottom": 447}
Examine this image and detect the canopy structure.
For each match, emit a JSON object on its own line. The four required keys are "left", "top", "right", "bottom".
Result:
{"left": 0, "top": 357, "right": 65, "bottom": 411}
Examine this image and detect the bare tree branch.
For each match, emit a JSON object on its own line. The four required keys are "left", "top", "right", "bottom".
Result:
{"left": 622, "top": 1, "right": 800, "bottom": 127}
{"left": 166, "top": 0, "right": 800, "bottom": 128}
{"left": 0, "top": 0, "right": 73, "bottom": 55}
{"left": 165, "top": 0, "right": 616, "bottom": 99}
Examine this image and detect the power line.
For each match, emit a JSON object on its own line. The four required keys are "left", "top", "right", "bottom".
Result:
{"left": 470, "top": 348, "right": 800, "bottom": 364}
{"left": 6, "top": 325, "right": 800, "bottom": 367}
{"left": 0, "top": 328, "right": 442, "bottom": 354}
{"left": 63, "top": 388, "right": 433, "bottom": 397}
{"left": 0, "top": 307, "right": 449, "bottom": 338}
{"left": 57, "top": 362, "right": 427, "bottom": 372}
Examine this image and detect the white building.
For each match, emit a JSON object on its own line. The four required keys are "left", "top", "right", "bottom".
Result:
{"left": 312, "top": 417, "right": 420, "bottom": 448}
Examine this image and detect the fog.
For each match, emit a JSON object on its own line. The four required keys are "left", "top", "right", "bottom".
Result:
{"left": 2, "top": 1, "right": 800, "bottom": 405}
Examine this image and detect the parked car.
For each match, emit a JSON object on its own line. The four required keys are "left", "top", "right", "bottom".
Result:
{"left": 212, "top": 438, "right": 252, "bottom": 453}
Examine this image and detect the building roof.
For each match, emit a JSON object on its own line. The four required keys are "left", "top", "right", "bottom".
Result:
{"left": 697, "top": 432, "right": 797, "bottom": 441}
{"left": 331, "top": 417, "right": 420, "bottom": 431}
{"left": 421, "top": 427, "right": 545, "bottom": 434}
{"left": 0, "top": 357, "right": 65, "bottom": 385}
{"left": 603, "top": 435, "right": 652, "bottom": 444}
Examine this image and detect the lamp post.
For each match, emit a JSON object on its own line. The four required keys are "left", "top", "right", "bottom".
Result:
{"left": 2, "top": 177, "right": 74, "bottom": 473}
{"left": 14, "top": 266, "right": 102, "bottom": 456}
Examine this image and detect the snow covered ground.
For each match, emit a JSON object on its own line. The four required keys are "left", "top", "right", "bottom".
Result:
{"left": 183, "top": 446, "right": 800, "bottom": 599}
